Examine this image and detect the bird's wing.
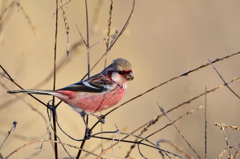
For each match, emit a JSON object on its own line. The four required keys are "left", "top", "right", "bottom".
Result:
{"left": 57, "top": 74, "right": 115, "bottom": 93}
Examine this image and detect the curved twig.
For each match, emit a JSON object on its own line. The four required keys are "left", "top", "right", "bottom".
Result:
{"left": 5, "top": 139, "right": 104, "bottom": 159}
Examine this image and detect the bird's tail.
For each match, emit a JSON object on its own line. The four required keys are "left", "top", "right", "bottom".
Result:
{"left": 7, "top": 89, "right": 59, "bottom": 96}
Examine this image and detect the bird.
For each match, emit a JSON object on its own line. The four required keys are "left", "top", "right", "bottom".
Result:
{"left": 8, "top": 58, "right": 134, "bottom": 130}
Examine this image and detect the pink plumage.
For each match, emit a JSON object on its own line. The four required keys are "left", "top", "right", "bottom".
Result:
{"left": 8, "top": 58, "right": 134, "bottom": 119}
{"left": 57, "top": 85, "right": 125, "bottom": 114}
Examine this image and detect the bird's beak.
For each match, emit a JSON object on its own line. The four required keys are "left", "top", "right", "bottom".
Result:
{"left": 125, "top": 72, "right": 134, "bottom": 81}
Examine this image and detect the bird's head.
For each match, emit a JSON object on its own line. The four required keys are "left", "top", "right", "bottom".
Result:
{"left": 104, "top": 58, "right": 134, "bottom": 88}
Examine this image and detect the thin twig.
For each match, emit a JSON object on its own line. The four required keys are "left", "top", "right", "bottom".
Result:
{"left": 17, "top": 0, "right": 20, "bottom": 12}
{"left": 90, "top": 37, "right": 107, "bottom": 48}
{"left": 156, "top": 139, "right": 192, "bottom": 159}
{"left": 85, "top": 0, "right": 90, "bottom": 78}
{"left": 208, "top": 59, "right": 240, "bottom": 99}
{"left": 52, "top": 0, "right": 71, "bottom": 17}
{"left": 218, "top": 149, "right": 227, "bottom": 159}
{"left": 5, "top": 139, "right": 104, "bottom": 159}
{"left": 105, "top": 0, "right": 114, "bottom": 68}
{"left": 215, "top": 122, "right": 240, "bottom": 130}
{"left": 85, "top": 1, "right": 90, "bottom": 150}
{"left": 52, "top": 0, "right": 59, "bottom": 158}
{"left": 35, "top": 106, "right": 54, "bottom": 157}
{"left": 111, "top": 125, "right": 120, "bottom": 159}
{"left": 76, "top": 24, "right": 87, "bottom": 47}
{"left": 59, "top": 1, "right": 70, "bottom": 55}
{"left": 46, "top": 107, "right": 72, "bottom": 158}
{"left": 55, "top": 108, "right": 85, "bottom": 141}
{"left": 220, "top": 123, "right": 232, "bottom": 158}
{"left": 233, "top": 143, "right": 240, "bottom": 159}
{"left": 205, "top": 86, "right": 208, "bottom": 159}
{"left": 157, "top": 103, "right": 201, "bottom": 159}
{"left": 0, "top": 121, "right": 17, "bottom": 151}
{"left": 76, "top": 0, "right": 91, "bottom": 158}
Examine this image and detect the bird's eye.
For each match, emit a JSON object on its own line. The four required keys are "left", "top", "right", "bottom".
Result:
{"left": 118, "top": 71, "right": 124, "bottom": 75}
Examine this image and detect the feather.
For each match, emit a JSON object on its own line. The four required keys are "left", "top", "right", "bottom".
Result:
{"left": 57, "top": 74, "right": 115, "bottom": 93}
{"left": 7, "top": 89, "right": 59, "bottom": 96}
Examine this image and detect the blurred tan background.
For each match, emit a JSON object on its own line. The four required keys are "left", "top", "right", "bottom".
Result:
{"left": 1, "top": 0, "right": 240, "bottom": 158}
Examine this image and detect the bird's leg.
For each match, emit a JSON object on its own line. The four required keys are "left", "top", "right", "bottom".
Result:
{"left": 90, "top": 113, "right": 105, "bottom": 124}
{"left": 80, "top": 113, "right": 92, "bottom": 139}
{"left": 81, "top": 117, "right": 92, "bottom": 139}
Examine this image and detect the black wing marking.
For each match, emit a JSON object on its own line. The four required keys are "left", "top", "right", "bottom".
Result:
{"left": 57, "top": 74, "right": 115, "bottom": 93}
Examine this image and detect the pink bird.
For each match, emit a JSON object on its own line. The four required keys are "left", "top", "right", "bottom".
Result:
{"left": 8, "top": 58, "right": 134, "bottom": 128}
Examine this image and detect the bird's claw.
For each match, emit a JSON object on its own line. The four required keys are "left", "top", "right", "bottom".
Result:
{"left": 99, "top": 115, "right": 105, "bottom": 124}
{"left": 85, "top": 128, "right": 92, "bottom": 139}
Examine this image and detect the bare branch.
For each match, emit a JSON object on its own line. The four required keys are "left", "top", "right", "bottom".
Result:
{"left": 205, "top": 86, "right": 208, "bottom": 159}
{"left": 0, "top": 121, "right": 17, "bottom": 151}
{"left": 5, "top": 139, "right": 104, "bottom": 159}
{"left": 215, "top": 122, "right": 240, "bottom": 130}
{"left": 52, "top": 0, "right": 59, "bottom": 157}
{"left": 220, "top": 124, "right": 232, "bottom": 158}
{"left": 157, "top": 103, "right": 201, "bottom": 159}
{"left": 208, "top": 59, "right": 240, "bottom": 99}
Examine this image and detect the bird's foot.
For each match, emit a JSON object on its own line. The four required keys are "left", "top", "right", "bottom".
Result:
{"left": 90, "top": 114, "right": 105, "bottom": 124}
{"left": 85, "top": 128, "right": 92, "bottom": 139}
{"left": 98, "top": 115, "right": 105, "bottom": 124}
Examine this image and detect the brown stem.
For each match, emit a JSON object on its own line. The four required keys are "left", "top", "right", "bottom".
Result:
{"left": 76, "top": 0, "right": 90, "bottom": 158}
{"left": 52, "top": 0, "right": 59, "bottom": 158}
